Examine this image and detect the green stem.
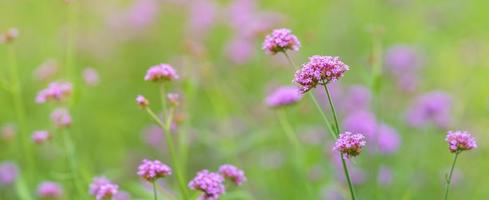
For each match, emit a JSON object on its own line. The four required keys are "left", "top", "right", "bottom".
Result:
{"left": 152, "top": 181, "right": 158, "bottom": 200}
{"left": 444, "top": 152, "right": 459, "bottom": 200}
{"left": 61, "top": 128, "right": 84, "bottom": 198}
{"left": 276, "top": 110, "right": 301, "bottom": 152}
{"left": 323, "top": 84, "right": 357, "bottom": 200}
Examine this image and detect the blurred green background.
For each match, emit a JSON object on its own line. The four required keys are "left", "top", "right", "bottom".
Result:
{"left": 1, "top": 0, "right": 488, "bottom": 199}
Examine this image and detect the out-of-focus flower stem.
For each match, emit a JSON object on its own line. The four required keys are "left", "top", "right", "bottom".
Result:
{"left": 444, "top": 151, "right": 460, "bottom": 200}
{"left": 323, "top": 84, "right": 357, "bottom": 200}
{"left": 152, "top": 181, "right": 158, "bottom": 200}
{"left": 61, "top": 128, "right": 84, "bottom": 199}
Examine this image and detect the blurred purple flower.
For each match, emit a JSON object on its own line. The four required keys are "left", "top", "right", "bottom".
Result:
{"left": 1, "top": 123, "right": 16, "bottom": 141}
{"left": 50, "top": 108, "right": 72, "bottom": 128}
{"left": 113, "top": 191, "right": 131, "bottom": 200}
{"left": 0, "top": 27, "right": 18, "bottom": 44}
{"left": 218, "top": 164, "right": 246, "bottom": 186}
{"left": 36, "top": 82, "right": 73, "bottom": 104}
{"left": 89, "top": 176, "right": 118, "bottom": 200}
{"left": 342, "top": 85, "right": 371, "bottom": 113}
{"left": 127, "top": 0, "right": 158, "bottom": 28}
{"left": 136, "top": 95, "right": 149, "bottom": 108}
{"left": 342, "top": 110, "right": 377, "bottom": 139}
{"left": 37, "top": 181, "right": 63, "bottom": 199}
{"left": 83, "top": 67, "right": 100, "bottom": 86}
{"left": 33, "top": 59, "right": 58, "bottom": 81}
{"left": 225, "top": 37, "right": 254, "bottom": 64}
{"left": 144, "top": 64, "right": 179, "bottom": 82}
{"left": 376, "top": 123, "right": 401, "bottom": 154}
{"left": 0, "top": 161, "right": 18, "bottom": 186}
{"left": 406, "top": 91, "right": 452, "bottom": 129}
{"left": 377, "top": 166, "right": 393, "bottom": 186}
{"left": 186, "top": 0, "right": 217, "bottom": 40}
{"left": 385, "top": 45, "right": 422, "bottom": 73}
{"left": 32, "top": 131, "right": 51, "bottom": 145}
{"left": 265, "top": 86, "right": 302, "bottom": 108}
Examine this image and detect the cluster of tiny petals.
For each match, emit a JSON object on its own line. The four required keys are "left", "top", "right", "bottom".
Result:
{"left": 333, "top": 132, "right": 367, "bottom": 159}
{"left": 265, "top": 86, "right": 302, "bottom": 108}
{"left": 445, "top": 130, "right": 477, "bottom": 153}
{"left": 294, "top": 56, "right": 350, "bottom": 93}
{"left": 136, "top": 95, "right": 149, "bottom": 108}
{"left": 137, "top": 159, "right": 172, "bottom": 182}
{"left": 50, "top": 108, "right": 72, "bottom": 128}
{"left": 37, "top": 181, "right": 63, "bottom": 199}
{"left": 32, "top": 131, "right": 50, "bottom": 144}
{"left": 36, "top": 82, "right": 73, "bottom": 104}
{"left": 144, "top": 64, "right": 179, "bottom": 82}
{"left": 188, "top": 170, "right": 225, "bottom": 200}
{"left": 262, "top": 28, "right": 300, "bottom": 54}
{"left": 89, "top": 177, "right": 118, "bottom": 200}
{"left": 218, "top": 164, "right": 246, "bottom": 186}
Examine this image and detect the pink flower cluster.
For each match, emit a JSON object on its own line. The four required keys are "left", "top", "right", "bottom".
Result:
{"left": 294, "top": 56, "right": 350, "bottom": 93}
{"left": 188, "top": 170, "right": 225, "bottom": 200}
{"left": 32, "top": 131, "right": 50, "bottom": 144}
{"left": 0, "top": 28, "right": 18, "bottom": 44}
{"left": 218, "top": 164, "right": 246, "bottom": 186}
{"left": 265, "top": 86, "right": 302, "bottom": 108}
{"left": 262, "top": 28, "right": 300, "bottom": 54}
{"left": 333, "top": 132, "right": 367, "bottom": 159}
{"left": 50, "top": 108, "right": 72, "bottom": 128}
{"left": 144, "top": 64, "right": 179, "bottom": 82}
{"left": 445, "top": 131, "right": 477, "bottom": 153}
{"left": 89, "top": 177, "right": 119, "bottom": 200}
{"left": 137, "top": 159, "right": 172, "bottom": 182}
{"left": 136, "top": 95, "right": 149, "bottom": 108}
{"left": 37, "top": 181, "right": 63, "bottom": 199}
{"left": 36, "top": 82, "right": 73, "bottom": 104}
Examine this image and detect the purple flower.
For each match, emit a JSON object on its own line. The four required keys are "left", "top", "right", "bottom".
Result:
{"left": 262, "top": 28, "right": 300, "bottom": 55}
{"left": 445, "top": 130, "right": 477, "bottom": 153}
{"left": 188, "top": 170, "right": 225, "bottom": 200}
{"left": 127, "top": 0, "right": 158, "bottom": 28}
{"left": 218, "top": 164, "right": 246, "bottom": 186}
{"left": 343, "top": 85, "right": 371, "bottom": 113}
{"left": 186, "top": 0, "right": 217, "bottom": 40}
{"left": 294, "top": 56, "right": 350, "bottom": 93}
{"left": 137, "top": 159, "right": 172, "bottom": 182}
{"left": 333, "top": 132, "right": 367, "bottom": 159}
{"left": 113, "top": 191, "right": 131, "bottom": 200}
{"left": 50, "top": 108, "right": 72, "bottom": 128}
{"left": 342, "top": 110, "right": 377, "bottom": 139}
{"left": 32, "top": 131, "right": 50, "bottom": 144}
{"left": 377, "top": 166, "right": 393, "bottom": 186}
{"left": 385, "top": 45, "right": 422, "bottom": 73}
{"left": 144, "top": 64, "right": 179, "bottom": 82}
{"left": 0, "top": 161, "right": 18, "bottom": 186}
{"left": 0, "top": 28, "right": 18, "bottom": 44}
{"left": 37, "top": 181, "right": 63, "bottom": 199}
{"left": 1, "top": 123, "right": 16, "bottom": 141}
{"left": 167, "top": 93, "right": 180, "bottom": 107}
{"left": 36, "top": 82, "right": 73, "bottom": 104}
{"left": 89, "top": 177, "right": 118, "bottom": 200}
{"left": 34, "top": 59, "right": 58, "bottom": 81}
{"left": 136, "top": 95, "right": 149, "bottom": 108}
{"left": 265, "top": 86, "right": 302, "bottom": 108}
{"left": 406, "top": 91, "right": 452, "bottom": 129}
{"left": 225, "top": 37, "right": 254, "bottom": 65}
{"left": 83, "top": 68, "right": 100, "bottom": 86}
{"left": 376, "top": 123, "right": 401, "bottom": 154}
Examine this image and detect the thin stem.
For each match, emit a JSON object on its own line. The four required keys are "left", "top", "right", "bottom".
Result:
{"left": 276, "top": 110, "right": 301, "bottom": 152}
{"left": 283, "top": 51, "right": 296, "bottom": 68}
{"left": 444, "top": 152, "right": 460, "bottom": 200}
{"left": 323, "top": 84, "right": 357, "bottom": 200}
{"left": 152, "top": 181, "right": 158, "bottom": 200}
{"left": 61, "top": 128, "right": 84, "bottom": 198}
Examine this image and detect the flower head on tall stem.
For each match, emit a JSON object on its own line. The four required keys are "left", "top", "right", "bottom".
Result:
{"left": 262, "top": 28, "right": 300, "bottom": 55}
{"left": 32, "top": 131, "right": 51, "bottom": 144}
{"left": 445, "top": 130, "right": 477, "bottom": 153}
{"left": 144, "top": 64, "right": 179, "bottom": 82}
{"left": 265, "top": 86, "right": 302, "bottom": 108}
{"left": 137, "top": 159, "right": 172, "bottom": 182}
{"left": 89, "top": 177, "right": 119, "bottom": 200}
{"left": 333, "top": 132, "right": 367, "bottom": 159}
{"left": 218, "top": 164, "right": 246, "bottom": 186}
{"left": 294, "top": 56, "right": 350, "bottom": 93}
{"left": 37, "top": 181, "right": 64, "bottom": 199}
{"left": 136, "top": 95, "right": 149, "bottom": 108}
{"left": 35, "top": 82, "right": 73, "bottom": 104}
{"left": 188, "top": 170, "right": 225, "bottom": 200}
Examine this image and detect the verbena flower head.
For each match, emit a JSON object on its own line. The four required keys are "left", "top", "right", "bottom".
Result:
{"left": 32, "top": 131, "right": 50, "bottom": 144}
{"left": 333, "top": 132, "right": 366, "bottom": 159}
{"left": 265, "top": 86, "right": 302, "bottom": 108}
{"left": 445, "top": 130, "right": 477, "bottom": 153}
{"left": 89, "top": 177, "right": 118, "bottom": 200}
{"left": 294, "top": 56, "right": 350, "bottom": 93}
{"left": 0, "top": 161, "right": 18, "bottom": 185}
{"left": 36, "top": 82, "right": 73, "bottom": 104}
{"left": 34, "top": 59, "right": 58, "bottom": 81}
{"left": 385, "top": 45, "right": 421, "bottom": 72}
{"left": 83, "top": 68, "right": 100, "bottom": 86}
{"left": 137, "top": 159, "right": 172, "bottom": 182}
{"left": 37, "top": 181, "right": 63, "bottom": 199}
{"left": 406, "top": 91, "right": 452, "bottom": 128}
{"left": 343, "top": 110, "right": 377, "bottom": 139}
{"left": 218, "top": 164, "right": 246, "bottom": 186}
{"left": 377, "top": 166, "right": 393, "bottom": 186}
{"left": 167, "top": 93, "right": 180, "bottom": 107}
{"left": 188, "top": 170, "right": 225, "bottom": 200}
{"left": 376, "top": 123, "right": 400, "bottom": 154}
{"left": 136, "top": 95, "right": 149, "bottom": 108}
{"left": 262, "top": 28, "right": 300, "bottom": 54}
{"left": 0, "top": 28, "right": 19, "bottom": 44}
{"left": 50, "top": 108, "right": 72, "bottom": 128}
{"left": 144, "top": 64, "right": 179, "bottom": 82}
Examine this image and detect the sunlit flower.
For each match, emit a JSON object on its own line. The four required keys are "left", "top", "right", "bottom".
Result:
{"left": 137, "top": 159, "right": 172, "bottom": 182}
{"left": 218, "top": 164, "right": 246, "bottom": 186}
{"left": 265, "top": 86, "right": 302, "bottom": 108}
{"left": 262, "top": 28, "right": 300, "bottom": 54}
{"left": 445, "top": 130, "right": 477, "bottom": 153}
{"left": 294, "top": 56, "right": 350, "bottom": 93}
{"left": 188, "top": 170, "right": 225, "bottom": 200}
{"left": 36, "top": 82, "right": 73, "bottom": 104}
{"left": 144, "top": 64, "right": 179, "bottom": 82}
{"left": 333, "top": 132, "right": 366, "bottom": 159}
{"left": 32, "top": 131, "right": 50, "bottom": 144}
{"left": 37, "top": 181, "right": 63, "bottom": 199}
